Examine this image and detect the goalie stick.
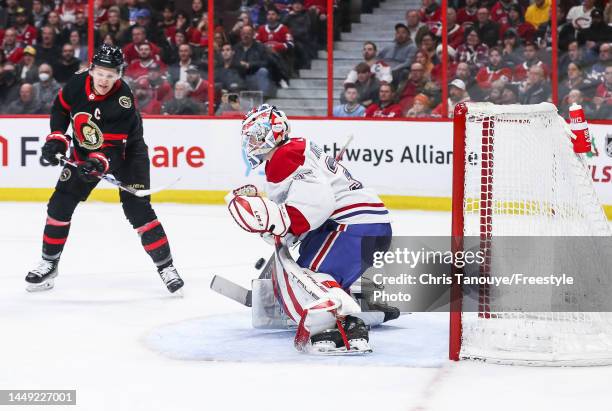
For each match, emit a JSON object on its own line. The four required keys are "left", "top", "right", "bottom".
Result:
{"left": 57, "top": 155, "right": 180, "bottom": 197}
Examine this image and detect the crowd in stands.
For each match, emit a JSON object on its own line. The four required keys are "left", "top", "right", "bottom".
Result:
{"left": 333, "top": 0, "right": 612, "bottom": 119}
{"left": 0, "top": 0, "right": 609, "bottom": 118}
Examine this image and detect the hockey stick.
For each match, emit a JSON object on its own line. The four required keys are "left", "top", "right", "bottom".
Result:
{"left": 57, "top": 155, "right": 180, "bottom": 197}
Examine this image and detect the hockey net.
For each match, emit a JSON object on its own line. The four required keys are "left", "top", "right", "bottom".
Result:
{"left": 449, "top": 102, "right": 612, "bottom": 365}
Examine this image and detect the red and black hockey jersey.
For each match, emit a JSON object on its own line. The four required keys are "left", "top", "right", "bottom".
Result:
{"left": 48, "top": 71, "right": 146, "bottom": 174}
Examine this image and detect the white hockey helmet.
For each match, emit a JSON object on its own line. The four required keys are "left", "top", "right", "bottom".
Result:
{"left": 241, "top": 104, "right": 290, "bottom": 168}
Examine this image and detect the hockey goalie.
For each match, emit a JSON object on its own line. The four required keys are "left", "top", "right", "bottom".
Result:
{"left": 227, "top": 104, "right": 393, "bottom": 354}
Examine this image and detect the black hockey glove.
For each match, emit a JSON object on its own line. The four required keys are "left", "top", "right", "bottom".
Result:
{"left": 77, "top": 158, "right": 105, "bottom": 182}
{"left": 41, "top": 139, "right": 67, "bottom": 166}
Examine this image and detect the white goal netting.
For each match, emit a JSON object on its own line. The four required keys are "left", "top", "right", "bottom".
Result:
{"left": 456, "top": 102, "right": 612, "bottom": 365}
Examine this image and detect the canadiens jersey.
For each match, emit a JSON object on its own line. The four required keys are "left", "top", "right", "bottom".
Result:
{"left": 50, "top": 71, "right": 146, "bottom": 172}
{"left": 265, "top": 138, "right": 390, "bottom": 236}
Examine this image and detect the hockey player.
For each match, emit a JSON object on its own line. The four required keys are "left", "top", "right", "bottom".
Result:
{"left": 25, "top": 44, "right": 184, "bottom": 293}
{"left": 227, "top": 104, "right": 392, "bottom": 354}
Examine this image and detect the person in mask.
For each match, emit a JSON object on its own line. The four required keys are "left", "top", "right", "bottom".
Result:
{"left": 32, "top": 63, "right": 61, "bottom": 112}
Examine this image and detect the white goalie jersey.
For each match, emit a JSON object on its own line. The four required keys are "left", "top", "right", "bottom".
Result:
{"left": 264, "top": 138, "right": 390, "bottom": 235}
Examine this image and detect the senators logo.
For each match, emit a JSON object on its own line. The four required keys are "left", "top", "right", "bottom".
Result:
{"left": 72, "top": 112, "right": 103, "bottom": 150}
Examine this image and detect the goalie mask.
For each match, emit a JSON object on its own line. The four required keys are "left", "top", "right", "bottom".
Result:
{"left": 241, "top": 104, "right": 290, "bottom": 168}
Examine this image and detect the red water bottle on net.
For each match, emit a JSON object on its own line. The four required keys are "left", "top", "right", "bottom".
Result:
{"left": 569, "top": 103, "right": 592, "bottom": 153}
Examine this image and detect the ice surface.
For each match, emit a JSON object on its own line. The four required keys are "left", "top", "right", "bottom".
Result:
{"left": 1, "top": 202, "right": 611, "bottom": 411}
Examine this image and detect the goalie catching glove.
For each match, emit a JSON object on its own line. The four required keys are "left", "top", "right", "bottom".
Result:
{"left": 228, "top": 195, "right": 290, "bottom": 237}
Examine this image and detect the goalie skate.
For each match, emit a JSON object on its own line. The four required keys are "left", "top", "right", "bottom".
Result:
{"left": 308, "top": 316, "right": 372, "bottom": 355}
{"left": 25, "top": 259, "right": 59, "bottom": 292}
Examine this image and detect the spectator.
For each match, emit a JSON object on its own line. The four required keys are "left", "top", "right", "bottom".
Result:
{"left": 32, "top": 63, "right": 60, "bottom": 112}
{"left": 125, "top": 43, "right": 166, "bottom": 80}
{"left": 476, "top": 47, "right": 513, "bottom": 91}
{"left": 31, "top": 0, "right": 49, "bottom": 29}
{"left": 418, "top": 32, "right": 439, "bottom": 65}
{"left": 283, "top": 0, "right": 317, "bottom": 71}
{"left": 159, "top": 4, "right": 176, "bottom": 35}
{"left": 455, "top": 28, "right": 489, "bottom": 74}
{"left": 234, "top": 25, "right": 274, "bottom": 98}
{"left": 500, "top": 4, "right": 537, "bottom": 41}
{"left": 558, "top": 41, "right": 591, "bottom": 79}
{"left": 230, "top": 12, "right": 253, "bottom": 45}
{"left": 378, "top": 23, "right": 417, "bottom": 82}
{"left": 168, "top": 44, "right": 195, "bottom": 85}
{"left": 500, "top": 82, "right": 519, "bottom": 104}
{"left": 45, "top": 11, "right": 63, "bottom": 45}
{"left": 405, "top": 9, "right": 429, "bottom": 44}
{"left": 560, "top": 89, "right": 595, "bottom": 117}
{"left": 17, "top": 46, "right": 38, "bottom": 84}
{"left": 514, "top": 42, "right": 548, "bottom": 82}
{"left": 501, "top": 29, "right": 522, "bottom": 68}
{"left": 457, "top": 0, "right": 479, "bottom": 28}
{"left": 420, "top": 0, "right": 441, "bottom": 27}
{"left": 484, "top": 79, "right": 505, "bottom": 103}
{"left": 69, "top": 11, "right": 88, "bottom": 43}
{"left": 255, "top": 8, "right": 293, "bottom": 54}
{"left": 164, "top": 30, "right": 188, "bottom": 66}
{"left": 35, "top": 26, "right": 60, "bottom": 66}
{"left": 133, "top": 77, "right": 161, "bottom": 115}
{"left": 185, "top": 64, "right": 208, "bottom": 105}
{"left": 334, "top": 83, "right": 366, "bottom": 117}
{"left": 67, "top": 30, "right": 87, "bottom": 62}
{"left": 473, "top": 8, "right": 500, "bottom": 48}
{"left": 147, "top": 63, "right": 173, "bottom": 103}
{"left": 57, "top": 0, "right": 84, "bottom": 27}
{"left": 405, "top": 93, "right": 431, "bottom": 117}
{"left": 4, "top": 83, "right": 43, "bottom": 114}
{"left": 0, "top": 63, "right": 20, "bottom": 105}
{"left": 433, "top": 79, "right": 470, "bottom": 117}
{"left": 190, "top": 0, "right": 206, "bottom": 28}
{"left": 53, "top": 44, "right": 80, "bottom": 85}
{"left": 525, "top": 0, "right": 551, "bottom": 29}
{"left": 161, "top": 81, "right": 203, "bottom": 115}
{"left": 365, "top": 83, "right": 402, "bottom": 118}
{"left": 93, "top": 0, "right": 107, "bottom": 29}
{"left": 567, "top": 0, "right": 595, "bottom": 30}
{"left": 490, "top": 0, "right": 515, "bottom": 24}
{"left": 559, "top": 62, "right": 597, "bottom": 101}
{"left": 98, "top": 7, "right": 130, "bottom": 46}
{"left": 519, "top": 65, "right": 551, "bottom": 104}
{"left": 3, "top": 28, "right": 24, "bottom": 64}
{"left": 397, "top": 62, "right": 428, "bottom": 111}
{"left": 414, "top": 49, "right": 435, "bottom": 80}
{"left": 593, "top": 65, "right": 612, "bottom": 118}
{"left": 215, "top": 92, "right": 243, "bottom": 117}
{"left": 344, "top": 42, "right": 392, "bottom": 85}
{"left": 556, "top": 6, "right": 576, "bottom": 52}
{"left": 256, "top": 7, "right": 293, "bottom": 85}
{"left": 215, "top": 43, "right": 246, "bottom": 92}
{"left": 165, "top": 11, "right": 200, "bottom": 47}
{"left": 454, "top": 62, "right": 477, "bottom": 93}
{"left": 606, "top": 2, "right": 612, "bottom": 26}
{"left": 123, "top": 26, "right": 161, "bottom": 65}
{"left": 589, "top": 43, "right": 611, "bottom": 82}
{"left": 132, "top": 9, "right": 165, "bottom": 48}
{"left": 441, "top": 8, "right": 465, "bottom": 50}
{"left": 431, "top": 45, "right": 458, "bottom": 84}
{"left": 577, "top": 9, "right": 612, "bottom": 51}
{"left": 341, "top": 62, "right": 380, "bottom": 106}
{"left": 14, "top": 8, "right": 37, "bottom": 46}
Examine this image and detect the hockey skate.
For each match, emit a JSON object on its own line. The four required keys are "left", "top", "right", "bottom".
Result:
{"left": 25, "top": 259, "right": 59, "bottom": 292}
{"left": 309, "top": 315, "right": 372, "bottom": 355}
{"left": 158, "top": 264, "right": 184, "bottom": 293}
